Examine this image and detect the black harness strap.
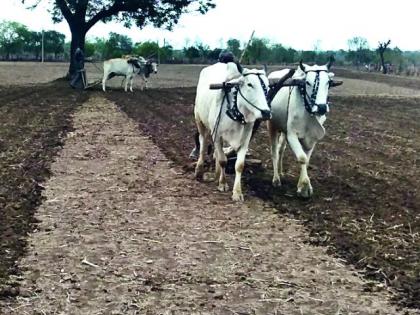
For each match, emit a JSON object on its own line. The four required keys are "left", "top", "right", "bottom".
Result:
{"left": 212, "top": 85, "right": 232, "bottom": 141}
{"left": 227, "top": 88, "right": 246, "bottom": 124}
{"left": 226, "top": 72, "right": 269, "bottom": 125}
{"left": 299, "top": 69, "right": 330, "bottom": 116}
{"left": 266, "top": 69, "right": 296, "bottom": 106}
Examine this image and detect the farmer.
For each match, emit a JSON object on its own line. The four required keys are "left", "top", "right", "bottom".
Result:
{"left": 70, "top": 47, "right": 87, "bottom": 89}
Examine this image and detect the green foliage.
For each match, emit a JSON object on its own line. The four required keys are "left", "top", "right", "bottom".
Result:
{"left": 0, "top": 20, "right": 66, "bottom": 59}
{"left": 207, "top": 48, "right": 222, "bottom": 61}
{"left": 84, "top": 41, "right": 96, "bottom": 57}
{"left": 226, "top": 39, "right": 241, "bottom": 58}
{"left": 244, "top": 38, "right": 270, "bottom": 64}
{"left": 0, "top": 21, "right": 31, "bottom": 58}
{"left": 26, "top": 31, "right": 42, "bottom": 57}
{"left": 21, "top": 0, "right": 216, "bottom": 74}
{"left": 346, "top": 36, "right": 375, "bottom": 66}
{"left": 184, "top": 46, "right": 200, "bottom": 62}
{"left": 133, "top": 41, "right": 159, "bottom": 59}
{"left": 45, "top": 31, "right": 65, "bottom": 55}
{"left": 40, "top": 0, "right": 216, "bottom": 30}
{"left": 104, "top": 32, "right": 133, "bottom": 58}
{"left": 160, "top": 45, "right": 174, "bottom": 62}
{"left": 3, "top": 15, "right": 420, "bottom": 75}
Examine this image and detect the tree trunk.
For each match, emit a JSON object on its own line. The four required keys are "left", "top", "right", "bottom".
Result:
{"left": 379, "top": 52, "right": 387, "bottom": 74}
{"left": 68, "top": 25, "right": 86, "bottom": 78}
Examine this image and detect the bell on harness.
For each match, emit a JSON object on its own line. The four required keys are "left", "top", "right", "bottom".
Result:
{"left": 311, "top": 104, "right": 329, "bottom": 115}
{"left": 226, "top": 106, "right": 246, "bottom": 124}
{"left": 225, "top": 88, "right": 246, "bottom": 124}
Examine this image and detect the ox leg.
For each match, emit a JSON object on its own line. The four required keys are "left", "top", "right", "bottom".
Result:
{"left": 287, "top": 133, "right": 313, "bottom": 198}
{"left": 130, "top": 76, "right": 134, "bottom": 92}
{"left": 278, "top": 133, "right": 287, "bottom": 178}
{"left": 141, "top": 75, "right": 146, "bottom": 91}
{"left": 214, "top": 138, "right": 229, "bottom": 192}
{"left": 232, "top": 146, "right": 247, "bottom": 202}
{"left": 124, "top": 77, "right": 129, "bottom": 92}
{"left": 194, "top": 120, "right": 208, "bottom": 180}
{"left": 268, "top": 121, "right": 281, "bottom": 187}
{"left": 189, "top": 131, "right": 200, "bottom": 160}
{"left": 271, "top": 132, "right": 287, "bottom": 187}
{"left": 102, "top": 75, "right": 107, "bottom": 92}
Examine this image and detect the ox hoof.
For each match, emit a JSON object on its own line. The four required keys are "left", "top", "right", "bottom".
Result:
{"left": 232, "top": 192, "right": 244, "bottom": 202}
{"left": 272, "top": 177, "right": 282, "bottom": 187}
{"left": 297, "top": 185, "right": 313, "bottom": 199}
{"left": 218, "top": 183, "right": 229, "bottom": 192}
{"left": 194, "top": 167, "right": 204, "bottom": 180}
{"left": 189, "top": 148, "right": 198, "bottom": 160}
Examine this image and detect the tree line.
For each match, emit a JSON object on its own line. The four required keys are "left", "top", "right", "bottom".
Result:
{"left": 1, "top": 20, "right": 420, "bottom": 76}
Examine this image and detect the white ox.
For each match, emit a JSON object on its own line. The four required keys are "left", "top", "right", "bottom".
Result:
{"left": 102, "top": 57, "right": 157, "bottom": 92}
{"left": 267, "top": 60, "right": 342, "bottom": 197}
{"left": 194, "top": 62, "right": 271, "bottom": 201}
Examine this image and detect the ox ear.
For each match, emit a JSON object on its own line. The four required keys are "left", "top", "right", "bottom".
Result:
{"left": 263, "top": 64, "right": 268, "bottom": 74}
{"left": 299, "top": 60, "right": 306, "bottom": 72}
{"left": 330, "top": 80, "right": 343, "bottom": 88}
{"left": 235, "top": 62, "right": 243, "bottom": 74}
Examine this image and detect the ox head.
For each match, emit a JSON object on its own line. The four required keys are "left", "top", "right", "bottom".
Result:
{"left": 227, "top": 68, "right": 271, "bottom": 123}
{"left": 143, "top": 59, "right": 158, "bottom": 77}
{"left": 295, "top": 58, "right": 342, "bottom": 115}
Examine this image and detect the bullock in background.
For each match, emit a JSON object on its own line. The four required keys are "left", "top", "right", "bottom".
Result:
{"left": 267, "top": 59, "right": 342, "bottom": 198}
{"left": 102, "top": 57, "right": 157, "bottom": 92}
{"left": 194, "top": 62, "right": 271, "bottom": 201}
{"left": 137, "top": 57, "right": 158, "bottom": 90}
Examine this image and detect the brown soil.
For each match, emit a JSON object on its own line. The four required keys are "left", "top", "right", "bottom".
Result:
{"left": 106, "top": 88, "right": 420, "bottom": 310}
{"left": 0, "top": 81, "right": 88, "bottom": 297}
{"left": 0, "top": 64, "right": 419, "bottom": 313}
{"left": 333, "top": 67, "right": 420, "bottom": 90}
{"left": 0, "top": 94, "right": 409, "bottom": 314}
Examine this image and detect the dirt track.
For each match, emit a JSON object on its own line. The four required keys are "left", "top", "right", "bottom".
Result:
{"left": 0, "top": 94, "right": 409, "bottom": 314}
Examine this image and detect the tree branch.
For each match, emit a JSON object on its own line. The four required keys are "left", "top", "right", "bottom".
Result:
{"left": 85, "top": 3, "right": 117, "bottom": 30}
{"left": 55, "top": 0, "right": 74, "bottom": 24}
{"left": 75, "top": 0, "right": 89, "bottom": 21}
{"left": 85, "top": 2, "right": 131, "bottom": 31}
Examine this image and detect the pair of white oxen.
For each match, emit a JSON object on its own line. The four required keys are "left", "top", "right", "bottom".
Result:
{"left": 102, "top": 56, "right": 158, "bottom": 92}
{"left": 194, "top": 60, "right": 342, "bottom": 202}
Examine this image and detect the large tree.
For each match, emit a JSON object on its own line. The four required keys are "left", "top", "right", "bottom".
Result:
{"left": 377, "top": 40, "right": 391, "bottom": 74}
{"left": 22, "top": 0, "right": 215, "bottom": 76}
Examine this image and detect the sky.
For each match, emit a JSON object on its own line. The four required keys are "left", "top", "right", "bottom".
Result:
{"left": 1, "top": 0, "right": 419, "bottom": 51}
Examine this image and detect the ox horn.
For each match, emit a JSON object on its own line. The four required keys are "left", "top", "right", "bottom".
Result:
{"left": 299, "top": 60, "right": 305, "bottom": 71}
{"left": 327, "top": 55, "right": 335, "bottom": 70}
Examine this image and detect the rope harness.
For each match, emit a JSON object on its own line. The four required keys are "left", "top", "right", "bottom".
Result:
{"left": 211, "top": 73, "right": 268, "bottom": 141}
{"left": 226, "top": 73, "right": 268, "bottom": 124}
